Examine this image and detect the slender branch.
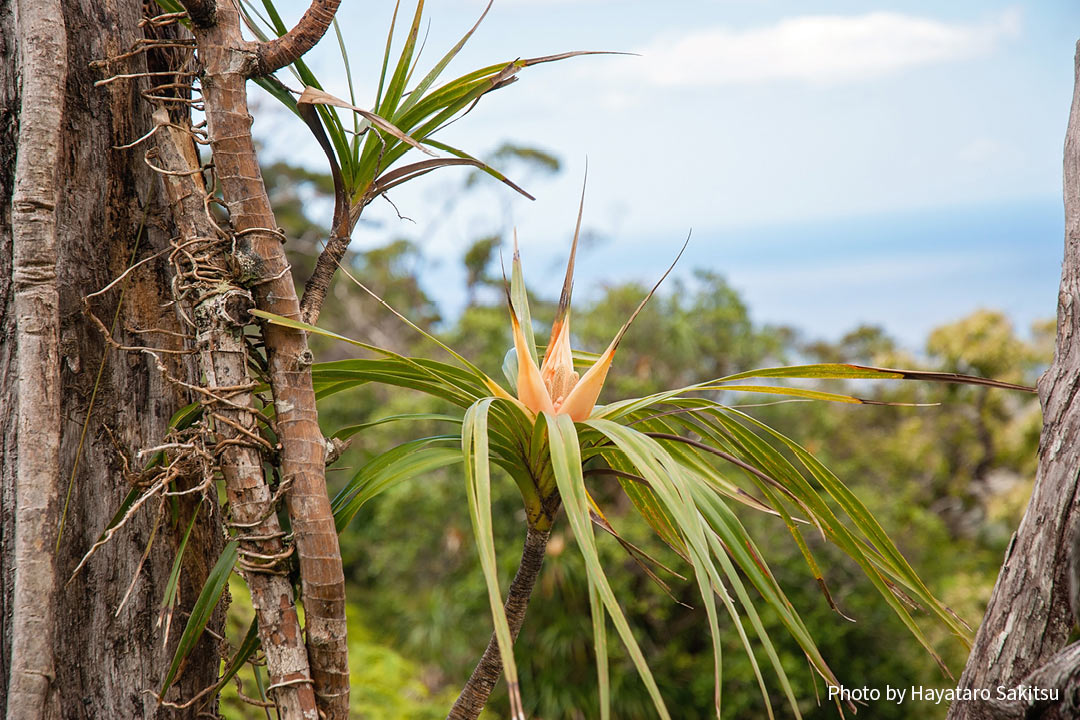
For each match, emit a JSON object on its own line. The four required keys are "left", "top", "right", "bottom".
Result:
{"left": 294, "top": 96, "right": 350, "bottom": 325}
{"left": 7, "top": 0, "right": 67, "bottom": 715}
{"left": 448, "top": 526, "right": 551, "bottom": 720}
{"left": 250, "top": 0, "right": 341, "bottom": 76}
{"left": 299, "top": 168, "right": 352, "bottom": 326}
{"left": 300, "top": 232, "right": 351, "bottom": 325}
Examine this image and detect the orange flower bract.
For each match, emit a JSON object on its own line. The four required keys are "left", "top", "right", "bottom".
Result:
{"left": 505, "top": 187, "right": 686, "bottom": 422}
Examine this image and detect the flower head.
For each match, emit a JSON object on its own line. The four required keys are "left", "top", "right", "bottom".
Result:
{"left": 505, "top": 188, "right": 686, "bottom": 422}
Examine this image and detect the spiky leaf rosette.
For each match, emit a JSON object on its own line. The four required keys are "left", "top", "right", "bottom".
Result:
{"left": 252, "top": 199, "right": 1029, "bottom": 717}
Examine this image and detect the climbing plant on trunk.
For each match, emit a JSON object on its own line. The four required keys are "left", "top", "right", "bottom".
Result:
{"left": 1, "top": 0, "right": 591, "bottom": 717}
{"left": 2, "top": 1, "right": 225, "bottom": 718}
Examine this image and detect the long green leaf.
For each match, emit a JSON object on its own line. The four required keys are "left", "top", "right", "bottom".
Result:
{"left": 333, "top": 412, "right": 461, "bottom": 440}
{"left": 94, "top": 486, "right": 141, "bottom": 545}
{"left": 546, "top": 413, "right": 672, "bottom": 719}
{"left": 584, "top": 419, "right": 739, "bottom": 718}
{"left": 732, "top": 407, "right": 971, "bottom": 644}
{"left": 218, "top": 619, "right": 261, "bottom": 696}
{"left": 161, "top": 541, "right": 239, "bottom": 693}
{"left": 702, "top": 407, "right": 955, "bottom": 669}
{"left": 589, "top": 580, "right": 610, "bottom": 720}
{"left": 160, "top": 499, "right": 203, "bottom": 612}
{"left": 424, "top": 138, "right": 536, "bottom": 201}
{"left": 332, "top": 437, "right": 463, "bottom": 532}
{"left": 703, "top": 384, "right": 932, "bottom": 406}
{"left": 714, "top": 363, "right": 1034, "bottom": 391}
{"left": 694, "top": 485, "right": 829, "bottom": 655}
{"left": 375, "top": 0, "right": 402, "bottom": 112}
{"left": 377, "top": 0, "right": 425, "bottom": 118}
{"left": 396, "top": 1, "right": 493, "bottom": 117}
{"left": 253, "top": 310, "right": 502, "bottom": 405}
{"left": 508, "top": 232, "right": 539, "bottom": 367}
{"left": 463, "top": 399, "right": 526, "bottom": 718}
{"left": 599, "top": 452, "right": 689, "bottom": 559}
{"left": 333, "top": 18, "right": 360, "bottom": 141}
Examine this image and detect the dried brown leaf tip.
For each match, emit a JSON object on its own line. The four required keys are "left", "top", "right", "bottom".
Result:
{"left": 508, "top": 182, "right": 688, "bottom": 421}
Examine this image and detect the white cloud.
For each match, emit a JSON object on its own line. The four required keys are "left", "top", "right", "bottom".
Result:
{"left": 632, "top": 9, "right": 1021, "bottom": 86}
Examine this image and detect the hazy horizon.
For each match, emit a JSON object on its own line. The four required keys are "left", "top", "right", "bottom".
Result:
{"left": 255, "top": 1, "right": 1077, "bottom": 351}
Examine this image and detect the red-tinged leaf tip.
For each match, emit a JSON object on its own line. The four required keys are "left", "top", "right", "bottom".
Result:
{"left": 816, "top": 578, "right": 857, "bottom": 623}
{"left": 511, "top": 229, "right": 525, "bottom": 286}
{"left": 846, "top": 364, "right": 1035, "bottom": 392}
{"left": 521, "top": 50, "right": 639, "bottom": 67}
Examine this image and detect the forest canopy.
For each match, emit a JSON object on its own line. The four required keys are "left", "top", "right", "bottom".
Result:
{"left": 3, "top": 2, "right": 1070, "bottom": 719}
{"left": 211, "top": 161, "right": 1049, "bottom": 720}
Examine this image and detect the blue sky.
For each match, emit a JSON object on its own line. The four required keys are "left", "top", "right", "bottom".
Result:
{"left": 254, "top": 1, "right": 1080, "bottom": 347}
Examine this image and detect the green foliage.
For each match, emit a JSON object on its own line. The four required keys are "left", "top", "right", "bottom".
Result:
{"left": 249, "top": 155, "right": 1047, "bottom": 717}
{"left": 250, "top": 201, "right": 1041, "bottom": 719}
{"left": 302, "top": 252, "right": 1044, "bottom": 719}
{"left": 220, "top": 578, "right": 467, "bottom": 720}
{"left": 162, "top": 541, "right": 239, "bottom": 694}
{"left": 122, "top": 5, "right": 1046, "bottom": 719}
{"left": 239, "top": 0, "right": 593, "bottom": 218}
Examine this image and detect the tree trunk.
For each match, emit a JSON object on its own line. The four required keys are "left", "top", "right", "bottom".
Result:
{"left": 183, "top": 2, "right": 349, "bottom": 715}
{"left": 1, "top": 1, "right": 224, "bottom": 718}
{"left": 448, "top": 526, "right": 550, "bottom": 720}
{"left": 946, "top": 38, "right": 1080, "bottom": 720}
{"left": 7, "top": 0, "right": 66, "bottom": 714}
{"left": 152, "top": 108, "right": 318, "bottom": 720}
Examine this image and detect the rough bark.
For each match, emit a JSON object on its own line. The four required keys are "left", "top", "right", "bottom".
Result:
{"left": 974, "top": 640, "right": 1080, "bottom": 719}
{"left": 297, "top": 118, "right": 349, "bottom": 327}
{"left": 252, "top": 0, "right": 341, "bottom": 76}
{"left": 6, "top": 0, "right": 67, "bottom": 715}
{"left": 448, "top": 526, "right": 550, "bottom": 720}
{"left": 1, "top": 1, "right": 225, "bottom": 718}
{"left": 152, "top": 109, "right": 318, "bottom": 720}
{"left": 298, "top": 230, "right": 349, "bottom": 326}
{"left": 946, "top": 39, "right": 1080, "bottom": 720}
{"left": 181, "top": 1, "right": 350, "bottom": 716}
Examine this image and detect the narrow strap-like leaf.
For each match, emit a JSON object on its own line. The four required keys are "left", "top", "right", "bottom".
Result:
{"left": 160, "top": 499, "right": 203, "bottom": 612}
{"left": 463, "top": 399, "right": 526, "bottom": 719}
{"left": 161, "top": 541, "right": 239, "bottom": 693}
{"left": 589, "top": 580, "right": 610, "bottom": 720}
{"left": 714, "top": 363, "right": 1034, "bottom": 391}
{"left": 397, "top": 1, "right": 493, "bottom": 116}
{"left": 546, "top": 413, "right": 672, "bottom": 720}
{"left": 332, "top": 436, "right": 462, "bottom": 532}
{"left": 508, "top": 231, "right": 539, "bottom": 366}
{"left": 377, "top": 0, "right": 425, "bottom": 117}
